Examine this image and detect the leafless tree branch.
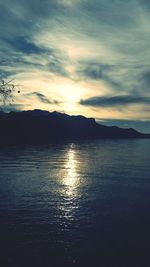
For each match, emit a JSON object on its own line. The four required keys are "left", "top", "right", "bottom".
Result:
{"left": 0, "top": 79, "right": 20, "bottom": 106}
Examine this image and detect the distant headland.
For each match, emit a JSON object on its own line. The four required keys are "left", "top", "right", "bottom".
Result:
{"left": 0, "top": 109, "right": 149, "bottom": 144}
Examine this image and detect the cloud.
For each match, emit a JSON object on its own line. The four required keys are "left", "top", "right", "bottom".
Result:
{"left": 76, "top": 61, "right": 122, "bottom": 91}
{"left": 28, "top": 92, "right": 61, "bottom": 105}
{"left": 77, "top": 62, "right": 111, "bottom": 80}
{"left": 0, "top": 70, "right": 17, "bottom": 79}
{"left": 138, "top": 71, "right": 150, "bottom": 92}
{"left": 0, "top": 0, "right": 150, "bottom": 124}
{"left": 80, "top": 95, "right": 150, "bottom": 108}
{"left": 46, "top": 55, "right": 69, "bottom": 77}
{"left": 4, "top": 37, "right": 49, "bottom": 55}
{"left": 0, "top": 43, "right": 69, "bottom": 80}
{"left": 0, "top": 103, "right": 28, "bottom": 112}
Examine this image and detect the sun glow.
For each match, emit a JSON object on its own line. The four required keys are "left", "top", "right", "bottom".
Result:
{"left": 59, "top": 84, "right": 84, "bottom": 102}
{"left": 58, "top": 83, "right": 86, "bottom": 113}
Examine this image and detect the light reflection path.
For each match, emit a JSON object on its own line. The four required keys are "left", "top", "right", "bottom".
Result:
{"left": 59, "top": 144, "right": 81, "bottom": 221}
{"left": 63, "top": 146, "right": 79, "bottom": 196}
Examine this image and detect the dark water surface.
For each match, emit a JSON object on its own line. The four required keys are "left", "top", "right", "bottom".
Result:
{"left": 0, "top": 139, "right": 150, "bottom": 267}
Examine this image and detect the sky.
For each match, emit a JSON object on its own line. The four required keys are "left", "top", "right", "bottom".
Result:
{"left": 0, "top": 0, "right": 150, "bottom": 132}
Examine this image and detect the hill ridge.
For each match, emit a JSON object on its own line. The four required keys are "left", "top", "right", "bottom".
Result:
{"left": 0, "top": 109, "right": 149, "bottom": 144}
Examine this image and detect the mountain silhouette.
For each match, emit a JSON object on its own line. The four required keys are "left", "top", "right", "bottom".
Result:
{"left": 0, "top": 109, "right": 149, "bottom": 144}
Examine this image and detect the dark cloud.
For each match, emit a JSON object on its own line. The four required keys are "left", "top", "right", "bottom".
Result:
{"left": 138, "top": 0, "right": 150, "bottom": 10}
{"left": 0, "top": 70, "right": 17, "bottom": 79}
{"left": 77, "top": 61, "right": 124, "bottom": 91}
{"left": 29, "top": 92, "right": 61, "bottom": 105}
{"left": 32, "top": 92, "right": 51, "bottom": 104}
{"left": 143, "top": 72, "right": 150, "bottom": 83}
{"left": 139, "top": 71, "right": 150, "bottom": 91}
{"left": 47, "top": 62, "right": 67, "bottom": 76}
{"left": 0, "top": 0, "right": 70, "bottom": 79}
{"left": 4, "top": 37, "right": 50, "bottom": 55}
{"left": 77, "top": 59, "right": 150, "bottom": 98}
{"left": 0, "top": 44, "right": 69, "bottom": 79}
{"left": 80, "top": 95, "right": 150, "bottom": 108}
{"left": 0, "top": 0, "right": 63, "bottom": 33}
{"left": 80, "top": 0, "right": 135, "bottom": 29}
{"left": 0, "top": 103, "right": 28, "bottom": 112}
{"left": 78, "top": 63, "right": 110, "bottom": 80}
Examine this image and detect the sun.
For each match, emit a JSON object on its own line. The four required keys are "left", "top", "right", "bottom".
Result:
{"left": 60, "top": 84, "right": 84, "bottom": 102}
{"left": 58, "top": 83, "right": 86, "bottom": 112}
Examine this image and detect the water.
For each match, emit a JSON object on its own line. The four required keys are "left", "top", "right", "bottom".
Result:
{"left": 0, "top": 139, "right": 150, "bottom": 267}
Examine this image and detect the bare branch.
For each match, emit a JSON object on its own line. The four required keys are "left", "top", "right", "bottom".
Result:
{"left": 0, "top": 79, "right": 20, "bottom": 106}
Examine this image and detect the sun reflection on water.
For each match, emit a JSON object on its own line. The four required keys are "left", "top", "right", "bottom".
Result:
{"left": 62, "top": 146, "right": 80, "bottom": 197}
{"left": 57, "top": 144, "right": 82, "bottom": 222}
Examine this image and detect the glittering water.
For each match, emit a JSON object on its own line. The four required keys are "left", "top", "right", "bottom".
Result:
{"left": 0, "top": 139, "right": 150, "bottom": 267}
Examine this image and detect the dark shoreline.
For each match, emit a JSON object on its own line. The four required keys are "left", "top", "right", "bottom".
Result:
{"left": 0, "top": 109, "right": 149, "bottom": 145}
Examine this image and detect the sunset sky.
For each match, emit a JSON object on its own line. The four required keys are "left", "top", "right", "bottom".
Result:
{"left": 0, "top": 0, "right": 150, "bottom": 132}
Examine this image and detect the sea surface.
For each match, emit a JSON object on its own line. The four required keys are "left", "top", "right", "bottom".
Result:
{"left": 0, "top": 139, "right": 150, "bottom": 267}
